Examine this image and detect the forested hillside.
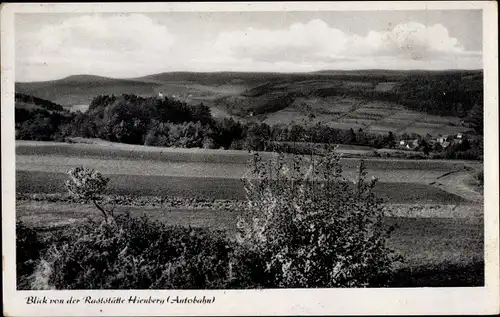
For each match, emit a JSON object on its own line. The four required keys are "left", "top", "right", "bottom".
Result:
{"left": 15, "top": 90, "right": 483, "bottom": 160}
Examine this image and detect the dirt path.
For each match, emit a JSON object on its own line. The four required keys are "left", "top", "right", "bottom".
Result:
{"left": 431, "top": 169, "right": 483, "bottom": 204}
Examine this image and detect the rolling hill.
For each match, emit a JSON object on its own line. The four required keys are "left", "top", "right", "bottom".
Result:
{"left": 16, "top": 75, "right": 163, "bottom": 107}
{"left": 15, "top": 70, "right": 483, "bottom": 136}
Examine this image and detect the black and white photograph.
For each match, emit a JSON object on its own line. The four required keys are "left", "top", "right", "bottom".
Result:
{"left": 2, "top": 2, "right": 499, "bottom": 316}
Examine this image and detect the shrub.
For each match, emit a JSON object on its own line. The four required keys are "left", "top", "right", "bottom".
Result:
{"left": 143, "top": 129, "right": 158, "bottom": 146}
{"left": 65, "top": 167, "right": 112, "bottom": 220}
{"left": 16, "top": 220, "right": 46, "bottom": 289}
{"left": 231, "top": 149, "right": 397, "bottom": 288}
{"left": 31, "top": 214, "right": 233, "bottom": 290}
{"left": 202, "top": 137, "right": 217, "bottom": 149}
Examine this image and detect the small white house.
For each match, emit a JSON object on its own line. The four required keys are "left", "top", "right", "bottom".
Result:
{"left": 456, "top": 133, "right": 463, "bottom": 139}
{"left": 437, "top": 136, "right": 449, "bottom": 144}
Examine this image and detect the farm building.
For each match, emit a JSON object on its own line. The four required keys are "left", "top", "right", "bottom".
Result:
{"left": 434, "top": 133, "right": 468, "bottom": 148}
{"left": 437, "top": 135, "right": 450, "bottom": 144}
{"left": 399, "top": 139, "right": 420, "bottom": 150}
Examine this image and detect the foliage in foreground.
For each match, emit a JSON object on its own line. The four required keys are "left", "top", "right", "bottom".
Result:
{"left": 28, "top": 215, "right": 232, "bottom": 290}
{"left": 21, "top": 149, "right": 397, "bottom": 289}
{"left": 231, "top": 150, "right": 397, "bottom": 288}
{"left": 16, "top": 220, "right": 46, "bottom": 289}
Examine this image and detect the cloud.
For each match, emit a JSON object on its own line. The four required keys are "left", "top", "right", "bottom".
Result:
{"left": 17, "top": 14, "right": 176, "bottom": 80}
{"left": 213, "top": 19, "right": 481, "bottom": 67}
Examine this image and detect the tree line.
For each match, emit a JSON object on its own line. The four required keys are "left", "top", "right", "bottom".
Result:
{"left": 15, "top": 93, "right": 483, "bottom": 160}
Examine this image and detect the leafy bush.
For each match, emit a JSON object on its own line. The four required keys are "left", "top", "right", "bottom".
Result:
{"left": 65, "top": 167, "right": 112, "bottom": 220}
{"left": 231, "top": 149, "right": 397, "bottom": 288}
{"left": 31, "top": 214, "right": 233, "bottom": 290}
{"left": 202, "top": 137, "right": 217, "bottom": 149}
{"left": 16, "top": 220, "right": 46, "bottom": 289}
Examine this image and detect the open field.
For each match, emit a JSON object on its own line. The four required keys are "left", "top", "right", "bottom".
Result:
{"left": 16, "top": 140, "right": 482, "bottom": 169}
{"left": 261, "top": 96, "right": 468, "bottom": 135}
{"left": 15, "top": 141, "right": 482, "bottom": 205}
{"left": 17, "top": 170, "right": 469, "bottom": 205}
{"left": 15, "top": 154, "right": 461, "bottom": 184}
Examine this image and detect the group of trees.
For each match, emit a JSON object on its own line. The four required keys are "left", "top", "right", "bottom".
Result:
{"left": 394, "top": 74, "right": 483, "bottom": 117}
{"left": 15, "top": 93, "right": 73, "bottom": 141}
{"left": 16, "top": 93, "right": 397, "bottom": 151}
{"left": 238, "top": 123, "right": 398, "bottom": 152}
{"left": 66, "top": 95, "right": 224, "bottom": 148}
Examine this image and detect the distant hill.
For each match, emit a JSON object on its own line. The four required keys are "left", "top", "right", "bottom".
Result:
{"left": 15, "top": 70, "right": 483, "bottom": 136}
{"left": 16, "top": 75, "right": 163, "bottom": 106}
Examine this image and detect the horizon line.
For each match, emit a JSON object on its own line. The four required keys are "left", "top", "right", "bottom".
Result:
{"left": 16, "top": 68, "right": 484, "bottom": 84}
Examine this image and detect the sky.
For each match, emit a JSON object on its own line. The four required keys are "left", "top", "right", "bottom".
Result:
{"left": 15, "top": 10, "right": 483, "bottom": 82}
